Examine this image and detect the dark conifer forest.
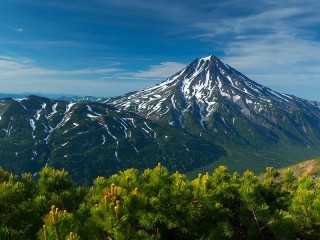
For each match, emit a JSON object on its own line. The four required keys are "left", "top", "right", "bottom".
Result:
{"left": 1, "top": 164, "right": 320, "bottom": 239}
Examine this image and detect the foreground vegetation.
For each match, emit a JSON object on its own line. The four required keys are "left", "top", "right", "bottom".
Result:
{"left": 1, "top": 163, "right": 320, "bottom": 239}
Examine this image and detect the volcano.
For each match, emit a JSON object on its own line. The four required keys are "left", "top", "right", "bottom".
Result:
{"left": 108, "top": 55, "right": 320, "bottom": 173}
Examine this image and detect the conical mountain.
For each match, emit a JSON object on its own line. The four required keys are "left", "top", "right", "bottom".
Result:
{"left": 110, "top": 55, "right": 320, "bottom": 125}
{"left": 109, "top": 55, "right": 320, "bottom": 172}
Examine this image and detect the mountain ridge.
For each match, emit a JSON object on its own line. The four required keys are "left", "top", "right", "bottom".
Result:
{"left": 0, "top": 96, "right": 225, "bottom": 184}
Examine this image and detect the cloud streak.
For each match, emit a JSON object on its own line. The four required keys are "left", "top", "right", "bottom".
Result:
{"left": 0, "top": 55, "right": 121, "bottom": 78}
{"left": 133, "top": 62, "right": 186, "bottom": 78}
{"left": 0, "top": 55, "right": 186, "bottom": 97}
{"left": 13, "top": 28, "right": 24, "bottom": 32}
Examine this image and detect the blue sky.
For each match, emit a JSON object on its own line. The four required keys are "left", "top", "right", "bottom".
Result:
{"left": 0, "top": 0, "right": 320, "bottom": 100}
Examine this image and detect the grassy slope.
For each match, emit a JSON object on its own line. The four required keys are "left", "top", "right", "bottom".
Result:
{"left": 276, "top": 157, "right": 320, "bottom": 178}
{"left": 188, "top": 156, "right": 320, "bottom": 180}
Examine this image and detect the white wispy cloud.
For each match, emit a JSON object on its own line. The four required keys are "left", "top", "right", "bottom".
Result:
{"left": 193, "top": 5, "right": 315, "bottom": 37}
{"left": 0, "top": 54, "right": 185, "bottom": 97}
{"left": 13, "top": 28, "right": 24, "bottom": 32}
{"left": 180, "top": 1, "right": 320, "bottom": 91}
{"left": 223, "top": 34, "right": 320, "bottom": 70}
{"left": 0, "top": 77, "right": 132, "bottom": 97}
{"left": 0, "top": 55, "right": 128, "bottom": 97}
{"left": 0, "top": 55, "right": 121, "bottom": 78}
{"left": 219, "top": 22, "right": 320, "bottom": 88}
{"left": 133, "top": 62, "right": 186, "bottom": 78}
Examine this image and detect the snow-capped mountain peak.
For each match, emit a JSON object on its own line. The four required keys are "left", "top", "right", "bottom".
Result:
{"left": 109, "top": 55, "right": 320, "bottom": 128}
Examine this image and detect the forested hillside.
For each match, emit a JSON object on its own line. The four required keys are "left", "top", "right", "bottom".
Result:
{"left": 1, "top": 163, "right": 320, "bottom": 240}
